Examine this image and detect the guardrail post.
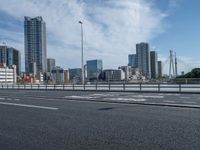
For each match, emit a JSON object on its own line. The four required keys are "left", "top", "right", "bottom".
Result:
{"left": 31, "top": 84, "right": 32, "bottom": 89}
{"left": 18, "top": 84, "right": 19, "bottom": 89}
{"left": 54, "top": 84, "right": 56, "bottom": 90}
{"left": 96, "top": 82, "right": 98, "bottom": 91}
{"left": 63, "top": 84, "right": 65, "bottom": 90}
{"left": 158, "top": 83, "right": 160, "bottom": 92}
{"left": 179, "top": 84, "right": 181, "bottom": 93}
{"left": 109, "top": 82, "right": 111, "bottom": 91}
{"left": 38, "top": 84, "right": 39, "bottom": 89}
{"left": 140, "top": 83, "right": 142, "bottom": 92}
{"left": 123, "top": 83, "right": 125, "bottom": 91}
{"left": 73, "top": 84, "right": 75, "bottom": 90}
{"left": 7, "top": 84, "right": 8, "bottom": 89}
{"left": 24, "top": 84, "right": 26, "bottom": 89}
{"left": 84, "top": 83, "right": 85, "bottom": 91}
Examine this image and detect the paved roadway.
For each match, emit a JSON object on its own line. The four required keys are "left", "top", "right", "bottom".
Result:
{"left": 0, "top": 90, "right": 199, "bottom": 150}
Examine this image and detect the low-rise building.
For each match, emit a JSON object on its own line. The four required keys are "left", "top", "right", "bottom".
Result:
{"left": 102, "top": 69, "right": 125, "bottom": 81}
{"left": 0, "top": 64, "right": 17, "bottom": 84}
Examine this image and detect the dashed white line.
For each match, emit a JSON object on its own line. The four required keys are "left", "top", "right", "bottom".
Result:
{"left": 0, "top": 98, "right": 5, "bottom": 100}
{"left": 0, "top": 102, "right": 59, "bottom": 110}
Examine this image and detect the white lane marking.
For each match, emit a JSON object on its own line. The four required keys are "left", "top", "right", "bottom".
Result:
{"left": 0, "top": 102, "right": 58, "bottom": 110}
{"left": 160, "top": 93, "right": 181, "bottom": 96}
{"left": 0, "top": 98, "right": 5, "bottom": 100}
{"left": 7, "top": 98, "right": 12, "bottom": 101}
{"left": 65, "top": 96, "right": 95, "bottom": 99}
{"left": 106, "top": 98, "right": 146, "bottom": 102}
{"left": 163, "top": 100, "right": 175, "bottom": 103}
{"left": 180, "top": 97, "right": 190, "bottom": 99}
{"left": 136, "top": 95, "right": 164, "bottom": 98}
{"left": 14, "top": 99, "right": 20, "bottom": 101}
{"left": 183, "top": 101, "right": 197, "bottom": 104}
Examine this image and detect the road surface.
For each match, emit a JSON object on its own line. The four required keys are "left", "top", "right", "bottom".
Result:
{"left": 0, "top": 90, "right": 199, "bottom": 150}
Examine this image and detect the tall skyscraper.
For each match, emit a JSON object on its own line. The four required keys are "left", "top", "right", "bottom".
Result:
{"left": 24, "top": 16, "right": 47, "bottom": 75}
{"left": 0, "top": 45, "right": 21, "bottom": 75}
{"left": 150, "top": 51, "right": 158, "bottom": 79}
{"left": 128, "top": 54, "right": 137, "bottom": 68}
{"left": 47, "top": 58, "right": 55, "bottom": 73}
{"left": 136, "top": 42, "right": 151, "bottom": 79}
{"left": 157, "top": 61, "right": 162, "bottom": 78}
{"left": 86, "top": 59, "right": 103, "bottom": 81}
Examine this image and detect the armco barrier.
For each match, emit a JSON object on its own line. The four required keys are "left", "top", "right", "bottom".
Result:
{"left": 1, "top": 83, "right": 200, "bottom": 93}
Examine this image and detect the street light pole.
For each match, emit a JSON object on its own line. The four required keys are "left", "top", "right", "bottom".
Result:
{"left": 79, "top": 21, "right": 84, "bottom": 84}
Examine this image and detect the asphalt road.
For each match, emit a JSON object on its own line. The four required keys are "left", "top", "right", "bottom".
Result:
{"left": 0, "top": 90, "right": 199, "bottom": 150}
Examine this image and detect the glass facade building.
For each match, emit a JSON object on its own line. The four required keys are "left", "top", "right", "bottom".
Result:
{"left": 47, "top": 58, "right": 55, "bottom": 73}
{"left": 69, "top": 68, "right": 82, "bottom": 83}
{"left": 0, "top": 46, "right": 21, "bottom": 75}
{"left": 51, "top": 66, "right": 64, "bottom": 84}
{"left": 24, "top": 16, "right": 47, "bottom": 75}
{"left": 128, "top": 54, "right": 137, "bottom": 68}
{"left": 86, "top": 59, "right": 103, "bottom": 81}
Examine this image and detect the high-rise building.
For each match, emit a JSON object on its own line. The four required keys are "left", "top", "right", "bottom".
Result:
{"left": 136, "top": 42, "right": 151, "bottom": 79}
{"left": 128, "top": 54, "right": 137, "bottom": 68}
{"left": 157, "top": 61, "right": 162, "bottom": 78}
{"left": 0, "top": 45, "right": 21, "bottom": 75}
{"left": 47, "top": 58, "right": 55, "bottom": 73}
{"left": 150, "top": 51, "right": 158, "bottom": 79}
{"left": 86, "top": 59, "right": 103, "bottom": 81}
{"left": 24, "top": 16, "right": 47, "bottom": 75}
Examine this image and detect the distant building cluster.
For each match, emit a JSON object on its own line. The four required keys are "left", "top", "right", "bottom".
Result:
{"left": 128, "top": 42, "right": 163, "bottom": 80}
{"left": 0, "top": 16, "right": 164, "bottom": 84}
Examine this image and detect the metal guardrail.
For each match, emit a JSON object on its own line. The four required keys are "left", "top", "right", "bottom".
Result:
{"left": 0, "top": 83, "right": 200, "bottom": 93}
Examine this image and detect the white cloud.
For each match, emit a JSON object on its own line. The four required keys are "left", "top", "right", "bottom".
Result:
{"left": 0, "top": 0, "right": 167, "bottom": 70}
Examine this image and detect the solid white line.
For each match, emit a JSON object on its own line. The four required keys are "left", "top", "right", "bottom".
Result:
{"left": 163, "top": 100, "right": 175, "bottom": 103}
{"left": 183, "top": 101, "right": 196, "bottom": 104}
{"left": 0, "top": 102, "right": 58, "bottom": 110}
{"left": 180, "top": 97, "right": 190, "bottom": 99}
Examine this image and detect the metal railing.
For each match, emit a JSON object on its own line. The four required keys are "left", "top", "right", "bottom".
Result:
{"left": 0, "top": 83, "right": 200, "bottom": 93}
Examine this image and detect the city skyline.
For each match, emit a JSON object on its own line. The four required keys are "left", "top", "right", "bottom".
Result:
{"left": 0, "top": 0, "right": 199, "bottom": 74}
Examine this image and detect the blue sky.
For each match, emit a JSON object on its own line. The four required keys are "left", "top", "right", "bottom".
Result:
{"left": 0, "top": 0, "right": 199, "bottom": 74}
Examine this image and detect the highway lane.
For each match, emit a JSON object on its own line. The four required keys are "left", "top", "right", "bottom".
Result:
{"left": 0, "top": 90, "right": 200, "bottom": 108}
{"left": 0, "top": 90, "right": 200, "bottom": 149}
